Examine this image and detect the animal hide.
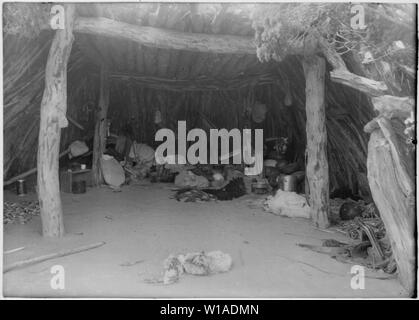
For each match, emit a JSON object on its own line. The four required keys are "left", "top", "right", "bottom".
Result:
{"left": 163, "top": 251, "right": 233, "bottom": 285}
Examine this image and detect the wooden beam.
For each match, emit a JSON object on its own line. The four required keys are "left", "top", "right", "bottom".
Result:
{"left": 5, "top": 150, "right": 70, "bottom": 186}
{"left": 364, "top": 95, "right": 414, "bottom": 134}
{"left": 371, "top": 95, "right": 414, "bottom": 119}
{"left": 330, "top": 69, "right": 389, "bottom": 97}
{"left": 92, "top": 64, "right": 110, "bottom": 186}
{"left": 303, "top": 55, "right": 330, "bottom": 229}
{"left": 4, "top": 242, "right": 106, "bottom": 273}
{"left": 37, "top": 4, "right": 75, "bottom": 237}
{"left": 67, "top": 115, "right": 85, "bottom": 131}
{"left": 319, "top": 40, "right": 389, "bottom": 97}
{"left": 74, "top": 17, "right": 255, "bottom": 55}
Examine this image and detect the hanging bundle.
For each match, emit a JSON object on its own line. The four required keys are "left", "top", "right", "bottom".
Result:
{"left": 154, "top": 109, "right": 162, "bottom": 125}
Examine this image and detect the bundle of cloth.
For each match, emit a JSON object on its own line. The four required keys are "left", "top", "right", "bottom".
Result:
{"left": 174, "top": 170, "right": 210, "bottom": 189}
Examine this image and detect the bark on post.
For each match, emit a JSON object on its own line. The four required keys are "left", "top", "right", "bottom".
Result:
{"left": 37, "top": 4, "right": 75, "bottom": 237}
{"left": 303, "top": 56, "right": 330, "bottom": 228}
{"left": 92, "top": 65, "right": 110, "bottom": 186}
{"left": 74, "top": 17, "right": 255, "bottom": 55}
{"left": 365, "top": 97, "right": 415, "bottom": 296}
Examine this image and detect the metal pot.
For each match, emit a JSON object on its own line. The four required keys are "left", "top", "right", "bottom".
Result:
{"left": 277, "top": 174, "right": 297, "bottom": 192}
{"left": 16, "top": 179, "right": 27, "bottom": 196}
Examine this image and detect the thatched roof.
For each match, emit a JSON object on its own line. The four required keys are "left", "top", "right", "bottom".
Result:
{"left": 3, "top": 3, "right": 414, "bottom": 198}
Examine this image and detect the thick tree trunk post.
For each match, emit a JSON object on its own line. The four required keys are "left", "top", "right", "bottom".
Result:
{"left": 92, "top": 65, "right": 110, "bottom": 186}
{"left": 37, "top": 5, "right": 75, "bottom": 237}
{"left": 365, "top": 97, "right": 415, "bottom": 296}
{"left": 303, "top": 56, "right": 330, "bottom": 228}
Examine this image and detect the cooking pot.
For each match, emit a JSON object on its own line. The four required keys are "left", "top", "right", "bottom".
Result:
{"left": 277, "top": 174, "right": 297, "bottom": 192}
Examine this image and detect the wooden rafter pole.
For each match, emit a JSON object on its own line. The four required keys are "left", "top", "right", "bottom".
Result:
{"left": 37, "top": 4, "right": 75, "bottom": 237}
{"left": 73, "top": 17, "right": 255, "bottom": 55}
{"left": 92, "top": 64, "right": 110, "bottom": 186}
{"left": 303, "top": 55, "right": 330, "bottom": 229}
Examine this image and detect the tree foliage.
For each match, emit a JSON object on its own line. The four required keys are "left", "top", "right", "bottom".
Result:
{"left": 252, "top": 3, "right": 416, "bottom": 96}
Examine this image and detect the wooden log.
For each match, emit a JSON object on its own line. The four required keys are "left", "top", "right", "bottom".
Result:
{"left": 211, "top": 4, "right": 229, "bottom": 34}
{"left": 74, "top": 17, "right": 255, "bottom": 55}
{"left": 67, "top": 115, "right": 85, "bottom": 131}
{"left": 319, "top": 40, "right": 389, "bottom": 97}
{"left": 367, "top": 125, "right": 415, "bottom": 296}
{"left": 4, "top": 150, "right": 70, "bottom": 186}
{"left": 302, "top": 55, "right": 330, "bottom": 228}
{"left": 92, "top": 64, "right": 110, "bottom": 186}
{"left": 3, "top": 242, "right": 106, "bottom": 273}
{"left": 371, "top": 95, "right": 414, "bottom": 120}
{"left": 37, "top": 4, "right": 75, "bottom": 237}
{"left": 330, "top": 69, "right": 389, "bottom": 97}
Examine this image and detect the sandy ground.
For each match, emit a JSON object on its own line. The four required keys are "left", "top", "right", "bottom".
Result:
{"left": 3, "top": 184, "right": 407, "bottom": 298}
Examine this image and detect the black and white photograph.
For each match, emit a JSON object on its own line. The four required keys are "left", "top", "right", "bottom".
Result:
{"left": 1, "top": 1, "right": 417, "bottom": 301}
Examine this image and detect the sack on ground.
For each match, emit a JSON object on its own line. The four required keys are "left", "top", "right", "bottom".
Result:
{"left": 264, "top": 189, "right": 310, "bottom": 218}
{"left": 101, "top": 154, "right": 125, "bottom": 188}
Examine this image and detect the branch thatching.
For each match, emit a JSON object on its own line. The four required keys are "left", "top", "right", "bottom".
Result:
{"left": 108, "top": 71, "right": 278, "bottom": 91}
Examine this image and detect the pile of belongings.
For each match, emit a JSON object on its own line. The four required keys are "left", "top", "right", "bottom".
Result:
{"left": 151, "top": 154, "right": 189, "bottom": 183}
{"left": 204, "top": 177, "right": 246, "bottom": 200}
{"left": 173, "top": 177, "right": 246, "bottom": 202}
{"left": 299, "top": 199, "right": 395, "bottom": 274}
{"left": 3, "top": 201, "right": 40, "bottom": 225}
{"left": 298, "top": 222, "right": 395, "bottom": 274}
{"left": 126, "top": 143, "right": 155, "bottom": 181}
{"left": 328, "top": 198, "right": 382, "bottom": 235}
{"left": 173, "top": 189, "right": 217, "bottom": 202}
{"left": 263, "top": 189, "right": 311, "bottom": 219}
{"left": 143, "top": 251, "right": 233, "bottom": 285}
{"left": 333, "top": 202, "right": 387, "bottom": 248}
{"left": 174, "top": 170, "right": 210, "bottom": 189}
{"left": 161, "top": 154, "right": 188, "bottom": 173}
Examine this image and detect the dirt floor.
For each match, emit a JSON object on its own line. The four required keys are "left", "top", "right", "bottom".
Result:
{"left": 3, "top": 183, "right": 407, "bottom": 298}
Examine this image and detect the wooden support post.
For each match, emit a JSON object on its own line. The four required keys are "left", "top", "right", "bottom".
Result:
{"left": 37, "top": 4, "right": 75, "bottom": 237}
{"left": 365, "top": 97, "right": 415, "bottom": 296}
{"left": 129, "top": 83, "right": 140, "bottom": 141}
{"left": 92, "top": 65, "right": 110, "bottom": 186}
{"left": 303, "top": 56, "right": 330, "bottom": 228}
